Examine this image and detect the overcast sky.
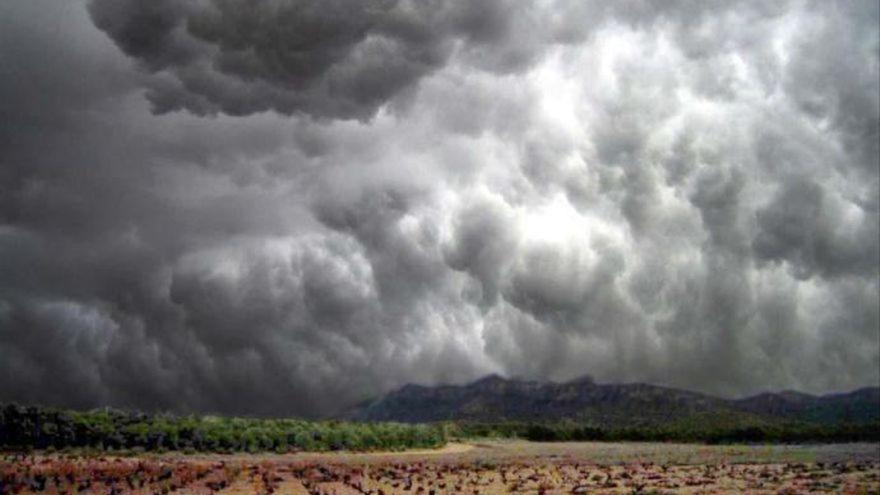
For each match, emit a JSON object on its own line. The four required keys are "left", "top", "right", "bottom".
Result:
{"left": 0, "top": 0, "right": 878, "bottom": 417}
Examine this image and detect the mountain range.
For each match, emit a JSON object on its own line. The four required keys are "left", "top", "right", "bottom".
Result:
{"left": 349, "top": 375, "right": 880, "bottom": 427}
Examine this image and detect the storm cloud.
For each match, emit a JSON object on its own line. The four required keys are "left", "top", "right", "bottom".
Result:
{"left": 0, "top": 0, "right": 877, "bottom": 417}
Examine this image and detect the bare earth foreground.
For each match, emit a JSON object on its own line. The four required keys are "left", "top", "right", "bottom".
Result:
{"left": 2, "top": 441, "right": 879, "bottom": 494}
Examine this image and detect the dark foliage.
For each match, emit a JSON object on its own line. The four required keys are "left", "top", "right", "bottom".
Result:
{"left": 447, "top": 420, "right": 880, "bottom": 444}
{"left": 2, "top": 403, "right": 876, "bottom": 455}
{"left": 0, "top": 404, "right": 443, "bottom": 453}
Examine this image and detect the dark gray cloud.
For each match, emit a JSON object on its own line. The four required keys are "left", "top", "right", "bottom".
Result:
{"left": 85, "top": 0, "right": 583, "bottom": 120}
{"left": 90, "top": 0, "right": 756, "bottom": 120}
{"left": 0, "top": 0, "right": 877, "bottom": 417}
{"left": 753, "top": 178, "right": 880, "bottom": 280}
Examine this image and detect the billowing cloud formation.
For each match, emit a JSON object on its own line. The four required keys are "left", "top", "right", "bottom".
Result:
{"left": 85, "top": 0, "right": 591, "bottom": 119}
{"left": 0, "top": 0, "right": 877, "bottom": 417}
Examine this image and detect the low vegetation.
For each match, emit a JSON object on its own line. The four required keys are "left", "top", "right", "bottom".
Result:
{"left": 2, "top": 403, "right": 877, "bottom": 455}
{"left": 456, "top": 420, "right": 880, "bottom": 444}
{"left": 0, "top": 404, "right": 443, "bottom": 453}
{"left": 3, "top": 446, "right": 879, "bottom": 494}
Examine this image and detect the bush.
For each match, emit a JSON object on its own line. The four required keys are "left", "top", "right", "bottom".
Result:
{"left": 0, "top": 403, "right": 445, "bottom": 454}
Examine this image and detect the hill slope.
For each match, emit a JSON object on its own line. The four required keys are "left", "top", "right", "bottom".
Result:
{"left": 351, "top": 375, "right": 880, "bottom": 427}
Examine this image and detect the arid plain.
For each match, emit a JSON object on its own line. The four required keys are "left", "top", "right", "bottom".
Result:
{"left": 3, "top": 441, "right": 879, "bottom": 494}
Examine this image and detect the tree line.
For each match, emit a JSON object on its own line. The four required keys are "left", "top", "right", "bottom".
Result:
{"left": 2, "top": 403, "right": 877, "bottom": 454}
{"left": 448, "top": 420, "right": 880, "bottom": 444}
{"left": 0, "top": 404, "right": 444, "bottom": 453}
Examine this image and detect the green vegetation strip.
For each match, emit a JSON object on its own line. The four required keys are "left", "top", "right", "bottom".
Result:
{"left": 2, "top": 404, "right": 877, "bottom": 454}
{"left": 0, "top": 404, "right": 443, "bottom": 453}
{"left": 451, "top": 420, "right": 880, "bottom": 444}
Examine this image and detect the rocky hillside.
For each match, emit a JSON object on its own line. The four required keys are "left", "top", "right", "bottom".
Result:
{"left": 350, "top": 375, "right": 880, "bottom": 427}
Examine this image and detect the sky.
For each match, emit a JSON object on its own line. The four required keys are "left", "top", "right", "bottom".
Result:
{"left": 0, "top": 0, "right": 878, "bottom": 418}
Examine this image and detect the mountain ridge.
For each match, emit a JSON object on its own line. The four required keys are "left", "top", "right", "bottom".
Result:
{"left": 348, "top": 375, "right": 880, "bottom": 426}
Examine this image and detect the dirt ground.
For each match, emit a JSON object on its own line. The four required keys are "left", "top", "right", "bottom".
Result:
{"left": 2, "top": 440, "right": 879, "bottom": 494}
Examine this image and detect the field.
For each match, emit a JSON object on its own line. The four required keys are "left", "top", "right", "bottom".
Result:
{"left": 2, "top": 440, "right": 879, "bottom": 494}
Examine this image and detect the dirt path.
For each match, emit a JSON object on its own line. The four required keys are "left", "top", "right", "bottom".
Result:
{"left": 370, "top": 441, "right": 475, "bottom": 456}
